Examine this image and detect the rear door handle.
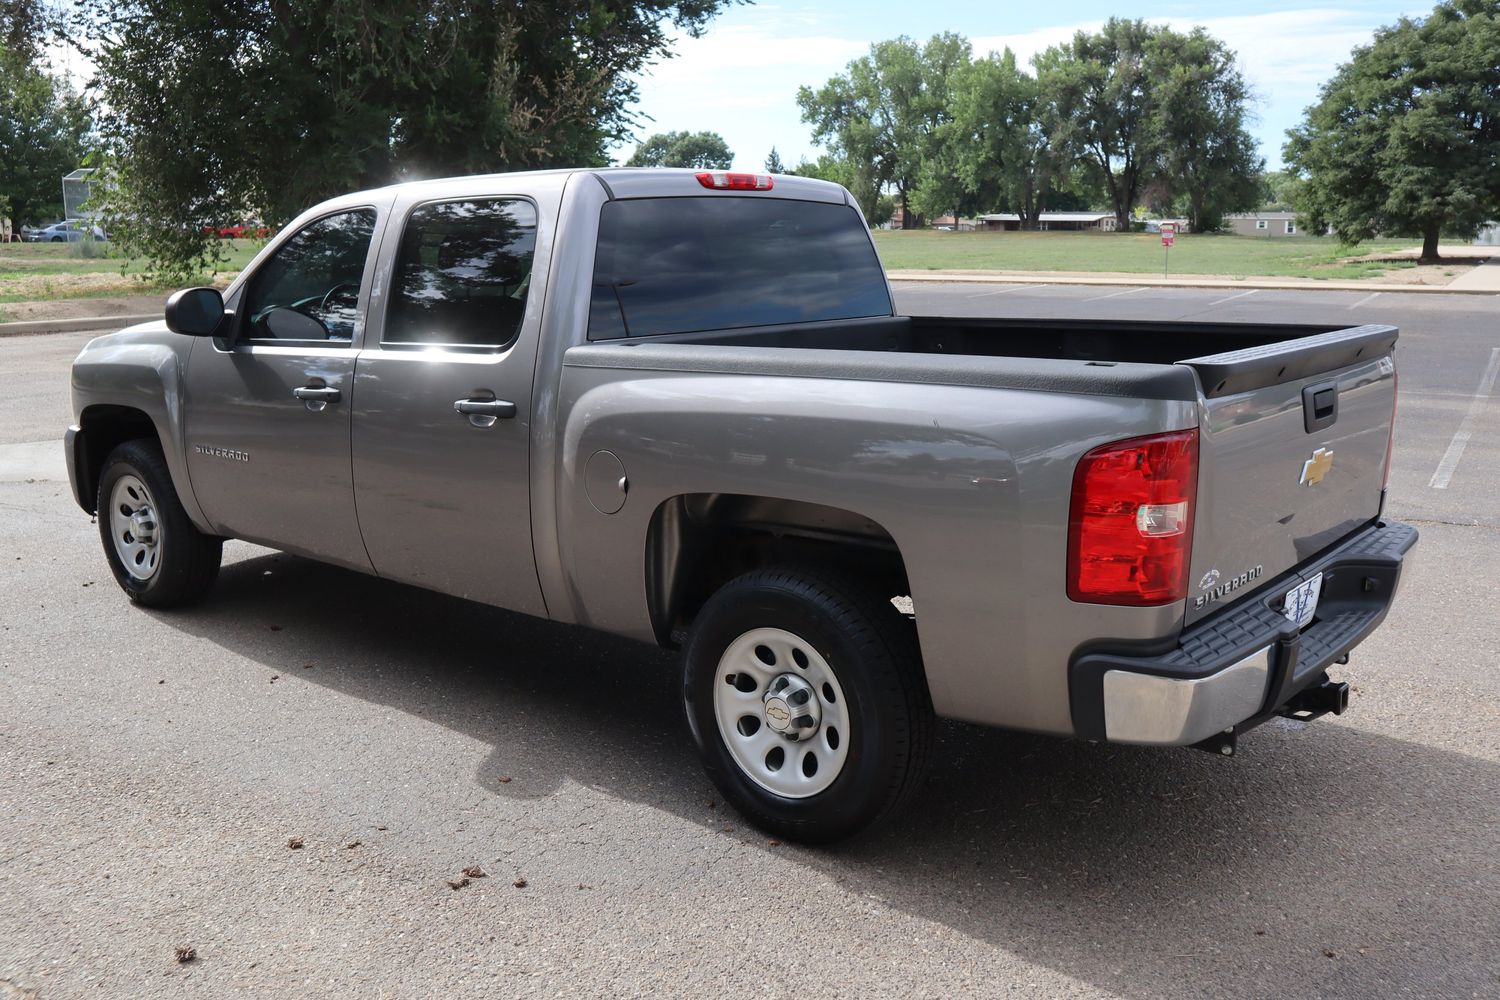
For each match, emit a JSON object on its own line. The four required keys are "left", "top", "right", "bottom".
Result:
{"left": 454, "top": 398, "right": 517, "bottom": 419}
{"left": 292, "top": 385, "right": 341, "bottom": 403}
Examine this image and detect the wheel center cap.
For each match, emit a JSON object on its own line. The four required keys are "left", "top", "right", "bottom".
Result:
{"left": 763, "top": 673, "right": 821, "bottom": 741}
{"left": 129, "top": 508, "right": 156, "bottom": 545}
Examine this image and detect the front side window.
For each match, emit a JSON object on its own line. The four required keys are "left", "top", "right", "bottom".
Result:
{"left": 1285, "top": 221, "right": 1297, "bottom": 234}
{"left": 241, "top": 208, "right": 376, "bottom": 342}
{"left": 384, "top": 199, "right": 536, "bottom": 349}
{"left": 587, "top": 196, "right": 891, "bottom": 340}
{"left": 1255, "top": 220, "right": 1268, "bottom": 230}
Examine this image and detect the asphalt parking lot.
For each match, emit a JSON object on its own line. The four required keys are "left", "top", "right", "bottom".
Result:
{"left": 2, "top": 284, "right": 1497, "bottom": 999}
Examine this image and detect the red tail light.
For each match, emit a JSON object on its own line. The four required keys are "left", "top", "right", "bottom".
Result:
{"left": 695, "top": 171, "right": 774, "bottom": 191}
{"left": 1067, "top": 429, "right": 1199, "bottom": 606}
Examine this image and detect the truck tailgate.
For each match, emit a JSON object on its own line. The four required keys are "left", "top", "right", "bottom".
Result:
{"left": 1181, "top": 325, "right": 1398, "bottom": 627}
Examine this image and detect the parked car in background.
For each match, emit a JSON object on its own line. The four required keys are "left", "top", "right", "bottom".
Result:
{"left": 204, "top": 222, "right": 273, "bottom": 239}
{"left": 27, "top": 220, "right": 108, "bottom": 243}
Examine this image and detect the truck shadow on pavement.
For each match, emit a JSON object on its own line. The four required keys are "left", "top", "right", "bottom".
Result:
{"left": 156, "top": 548, "right": 1499, "bottom": 1000}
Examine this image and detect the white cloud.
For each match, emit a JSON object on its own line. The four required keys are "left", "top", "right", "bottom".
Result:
{"left": 621, "top": 13, "right": 874, "bottom": 169}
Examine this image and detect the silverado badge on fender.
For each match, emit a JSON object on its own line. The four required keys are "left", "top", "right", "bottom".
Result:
{"left": 1299, "top": 447, "right": 1334, "bottom": 486}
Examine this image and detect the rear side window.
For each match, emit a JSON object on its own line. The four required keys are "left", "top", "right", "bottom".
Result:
{"left": 587, "top": 196, "right": 891, "bottom": 340}
{"left": 384, "top": 199, "right": 536, "bottom": 349}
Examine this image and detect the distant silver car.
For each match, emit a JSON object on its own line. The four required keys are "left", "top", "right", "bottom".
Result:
{"left": 63, "top": 168, "right": 1415, "bottom": 842}
{"left": 28, "top": 220, "right": 107, "bottom": 242}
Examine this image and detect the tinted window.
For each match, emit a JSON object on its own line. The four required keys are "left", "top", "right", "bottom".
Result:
{"left": 587, "top": 197, "right": 890, "bottom": 340}
{"left": 384, "top": 199, "right": 536, "bottom": 349}
{"left": 242, "top": 209, "right": 376, "bottom": 342}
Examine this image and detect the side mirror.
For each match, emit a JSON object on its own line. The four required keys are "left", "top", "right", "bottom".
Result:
{"left": 164, "top": 287, "right": 226, "bottom": 337}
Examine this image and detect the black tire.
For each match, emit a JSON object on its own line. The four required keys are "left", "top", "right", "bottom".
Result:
{"left": 96, "top": 438, "right": 222, "bottom": 608}
{"left": 682, "top": 566, "right": 934, "bottom": 843}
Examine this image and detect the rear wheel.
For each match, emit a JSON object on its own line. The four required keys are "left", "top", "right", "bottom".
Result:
{"left": 97, "top": 439, "right": 222, "bottom": 608}
{"left": 683, "top": 567, "right": 934, "bottom": 843}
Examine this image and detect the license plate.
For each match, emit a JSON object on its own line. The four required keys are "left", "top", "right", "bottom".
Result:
{"left": 1283, "top": 574, "right": 1323, "bottom": 630}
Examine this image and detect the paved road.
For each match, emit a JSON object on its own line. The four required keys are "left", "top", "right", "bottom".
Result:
{"left": 2, "top": 288, "right": 1497, "bottom": 999}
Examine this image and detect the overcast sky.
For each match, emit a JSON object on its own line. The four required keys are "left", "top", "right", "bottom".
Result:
{"left": 617, "top": 0, "right": 1430, "bottom": 171}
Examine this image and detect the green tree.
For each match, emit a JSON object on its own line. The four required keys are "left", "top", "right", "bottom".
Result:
{"left": 915, "top": 48, "right": 1071, "bottom": 229}
{"left": 1285, "top": 0, "right": 1500, "bottom": 261}
{"left": 0, "top": 47, "right": 91, "bottom": 226}
{"left": 797, "top": 33, "right": 969, "bottom": 228}
{"left": 1257, "top": 169, "right": 1301, "bottom": 211}
{"left": 1146, "top": 27, "right": 1266, "bottom": 232}
{"left": 789, "top": 154, "right": 892, "bottom": 225}
{"left": 764, "top": 146, "right": 784, "bottom": 173}
{"left": 86, "top": 0, "right": 741, "bottom": 279}
{"left": 1039, "top": 19, "right": 1160, "bottom": 230}
{"left": 789, "top": 153, "right": 854, "bottom": 187}
{"left": 2, "top": 0, "right": 54, "bottom": 63}
{"left": 625, "top": 130, "right": 733, "bottom": 168}
{"left": 1148, "top": 28, "right": 1261, "bottom": 232}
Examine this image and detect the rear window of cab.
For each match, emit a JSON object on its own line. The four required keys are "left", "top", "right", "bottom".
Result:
{"left": 587, "top": 196, "right": 891, "bottom": 340}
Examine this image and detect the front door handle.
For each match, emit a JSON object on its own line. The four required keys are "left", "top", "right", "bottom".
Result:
{"left": 292, "top": 385, "right": 341, "bottom": 403}
{"left": 454, "top": 398, "right": 517, "bottom": 418}
{"left": 293, "top": 384, "right": 341, "bottom": 411}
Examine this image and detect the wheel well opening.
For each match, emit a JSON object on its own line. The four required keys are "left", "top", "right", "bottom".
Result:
{"left": 645, "top": 494, "right": 910, "bottom": 647}
{"left": 76, "top": 405, "right": 160, "bottom": 512}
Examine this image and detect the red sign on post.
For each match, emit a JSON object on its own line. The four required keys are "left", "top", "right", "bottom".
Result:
{"left": 1160, "top": 222, "right": 1177, "bottom": 248}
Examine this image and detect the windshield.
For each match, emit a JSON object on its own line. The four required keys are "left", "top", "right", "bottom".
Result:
{"left": 587, "top": 196, "right": 891, "bottom": 340}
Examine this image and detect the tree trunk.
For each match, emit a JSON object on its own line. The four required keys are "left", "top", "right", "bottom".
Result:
{"left": 1420, "top": 222, "right": 1441, "bottom": 263}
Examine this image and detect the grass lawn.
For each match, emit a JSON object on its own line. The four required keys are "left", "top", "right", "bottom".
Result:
{"left": 871, "top": 230, "right": 1426, "bottom": 280}
{"left": 0, "top": 240, "right": 262, "bottom": 304}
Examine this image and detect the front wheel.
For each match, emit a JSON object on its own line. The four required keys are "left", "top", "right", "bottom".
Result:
{"left": 683, "top": 567, "right": 934, "bottom": 843}
{"left": 96, "top": 439, "right": 222, "bottom": 608}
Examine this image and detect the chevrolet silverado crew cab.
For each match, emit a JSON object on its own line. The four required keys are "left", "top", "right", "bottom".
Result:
{"left": 66, "top": 168, "right": 1416, "bottom": 842}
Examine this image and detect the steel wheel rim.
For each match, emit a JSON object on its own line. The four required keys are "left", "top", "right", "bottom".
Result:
{"left": 109, "top": 474, "right": 162, "bottom": 582}
{"left": 712, "top": 627, "right": 852, "bottom": 799}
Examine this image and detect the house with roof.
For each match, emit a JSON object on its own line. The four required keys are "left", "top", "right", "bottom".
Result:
{"left": 1225, "top": 211, "right": 1306, "bottom": 237}
{"left": 977, "top": 212, "right": 1119, "bottom": 232}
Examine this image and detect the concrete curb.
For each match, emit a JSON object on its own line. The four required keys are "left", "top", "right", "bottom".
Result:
{"left": 0, "top": 314, "right": 157, "bottom": 338}
{"left": 885, "top": 271, "right": 1499, "bottom": 294}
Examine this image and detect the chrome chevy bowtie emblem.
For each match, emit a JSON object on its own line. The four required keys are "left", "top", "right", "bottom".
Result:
{"left": 1300, "top": 447, "right": 1334, "bottom": 486}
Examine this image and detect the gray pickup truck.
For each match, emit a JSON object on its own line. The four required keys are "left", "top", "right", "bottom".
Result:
{"left": 66, "top": 168, "right": 1416, "bottom": 841}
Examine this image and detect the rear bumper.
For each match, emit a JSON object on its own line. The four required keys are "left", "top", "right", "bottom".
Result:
{"left": 1070, "top": 519, "right": 1418, "bottom": 745}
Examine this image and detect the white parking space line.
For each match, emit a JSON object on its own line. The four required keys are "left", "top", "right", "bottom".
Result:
{"left": 1207, "top": 289, "right": 1258, "bottom": 307}
{"left": 1428, "top": 346, "right": 1500, "bottom": 489}
{"left": 1082, "top": 286, "right": 1149, "bottom": 302}
{"left": 1348, "top": 292, "right": 1382, "bottom": 310}
{"left": 965, "top": 284, "right": 1036, "bottom": 298}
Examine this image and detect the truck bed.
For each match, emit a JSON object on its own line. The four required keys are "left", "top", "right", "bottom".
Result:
{"left": 594, "top": 314, "right": 1397, "bottom": 399}
{"left": 572, "top": 310, "right": 1399, "bottom": 631}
